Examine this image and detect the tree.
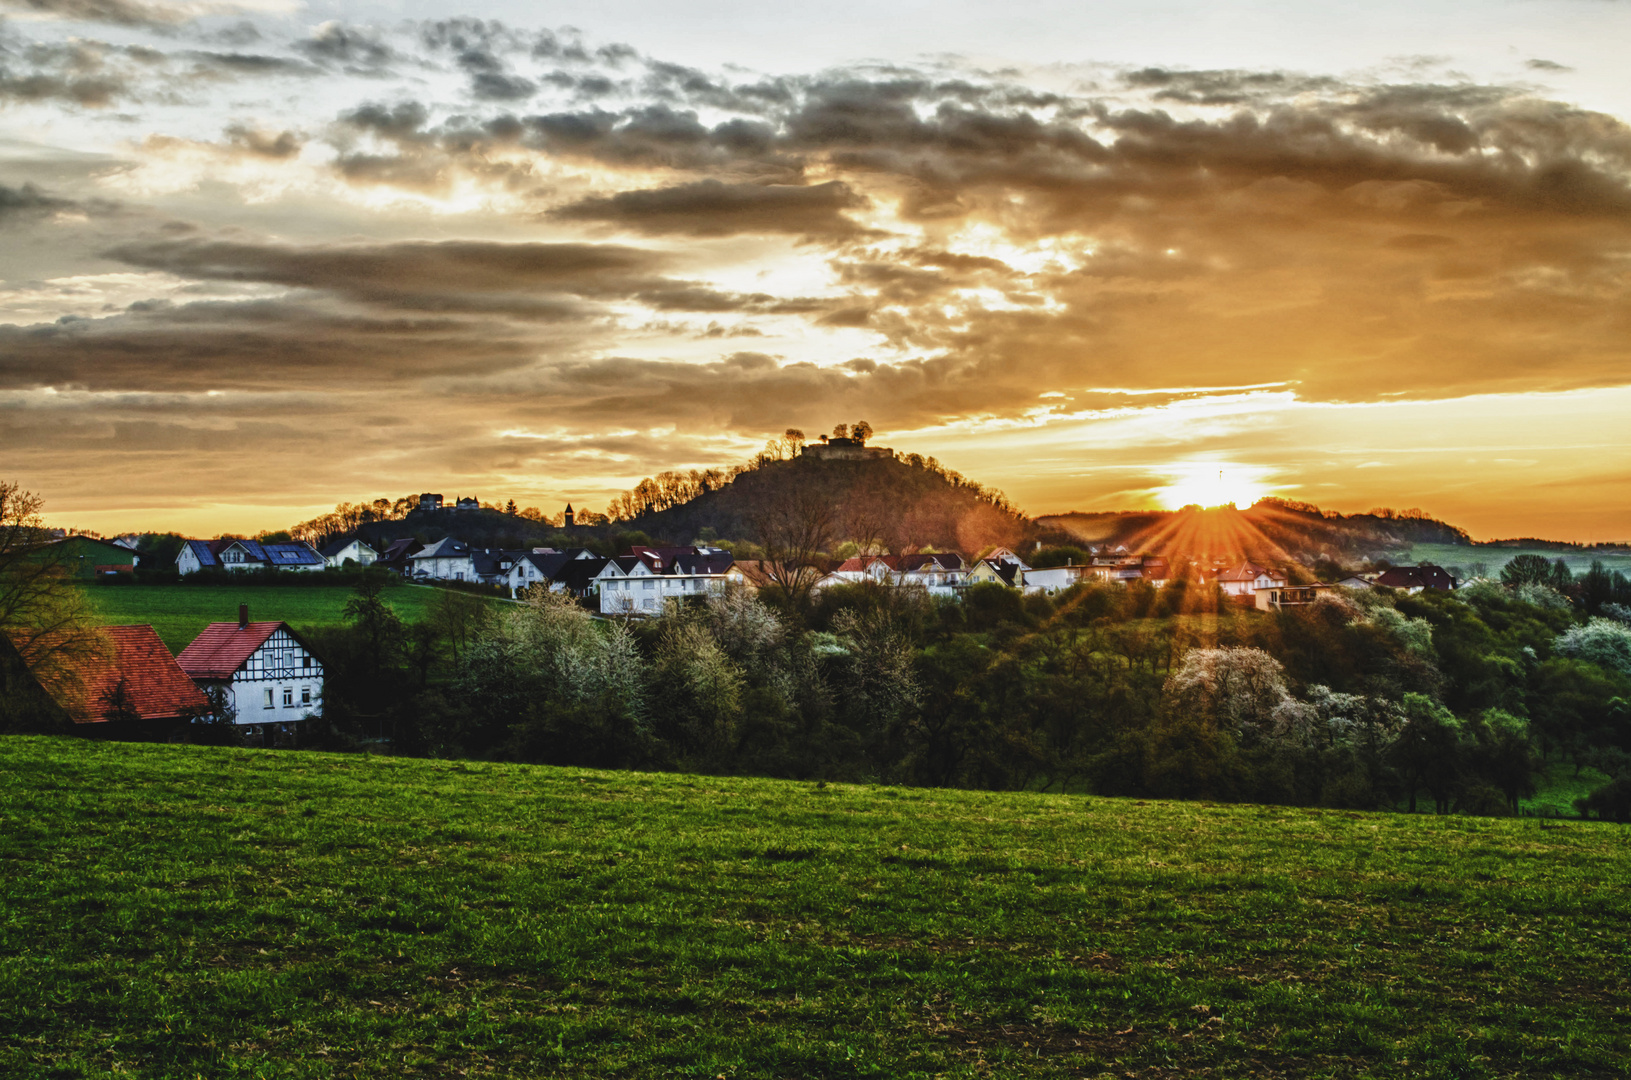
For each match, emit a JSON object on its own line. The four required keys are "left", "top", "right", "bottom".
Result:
{"left": 505, "top": 499, "right": 517, "bottom": 516}
{"left": 1388, "top": 693, "right": 1464, "bottom": 813}
{"left": 1554, "top": 618, "right": 1631, "bottom": 678}
{"left": 851, "top": 420, "right": 873, "bottom": 445}
{"left": 0, "top": 481, "right": 110, "bottom": 712}
{"left": 1500, "top": 553, "right": 1555, "bottom": 587}
{"left": 747, "top": 486, "right": 836, "bottom": 608}
{"left": 831, "top": 423, "right": 849, "bottom": 440}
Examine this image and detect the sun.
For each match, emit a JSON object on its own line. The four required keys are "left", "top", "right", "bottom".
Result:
{"left": 1157, "top": 461, "right": 1272, "bottom": 510}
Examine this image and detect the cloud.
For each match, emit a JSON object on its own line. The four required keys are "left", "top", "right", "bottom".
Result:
{"left": 551, "top": 179, "right": 874, "bottom": 238}
{"left": 0, "top": 181, "right": 77, "bottom": 223}
{"left": 2, "top": 0, "right": 192, "bottom": 27}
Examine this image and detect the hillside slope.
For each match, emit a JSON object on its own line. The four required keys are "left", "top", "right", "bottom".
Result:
{"left": 3, "top": 738, "right": 1627, "bottom": 1079}
{"left": 628, "top": 453, "right": 1028, "bottom": 552}
{"left": 1038, "top": 499, "right": 1471, "bottom": 565}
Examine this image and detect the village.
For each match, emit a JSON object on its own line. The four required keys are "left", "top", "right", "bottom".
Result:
{"left": 15, "top": 499, "right": 1463, "bottom": 742}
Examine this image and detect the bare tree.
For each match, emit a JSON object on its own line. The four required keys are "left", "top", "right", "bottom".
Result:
{"left": 0, "top": 481, "right": 110, "bottom": 712}
{"left": 747, "top": 486, "right": 836, "bottom": 607}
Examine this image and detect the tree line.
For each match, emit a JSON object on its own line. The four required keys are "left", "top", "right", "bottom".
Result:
{"left": 303, "top": 562, "right": 1631, "bottom": 819}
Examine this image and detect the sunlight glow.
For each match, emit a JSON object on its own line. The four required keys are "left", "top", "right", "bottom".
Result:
{"left": 1157, "top": 461, "right": 1273, "bottom": 510}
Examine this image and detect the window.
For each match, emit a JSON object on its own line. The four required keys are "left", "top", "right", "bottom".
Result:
{"left": 302, "top": 656, "right": 311, "bottom": 669}
{"left": 643, "top": 580, "right": 654, "bottom": 590}
{"left": 282, "top": 688, "right": 293, "bottom": 707}
{"left": 301, "top": 687, "right": 311, "bottom": 705}
{"left": 263, "top": 688, "right": 274, "bottom": 708}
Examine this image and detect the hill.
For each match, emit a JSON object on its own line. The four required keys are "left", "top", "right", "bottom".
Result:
{"left": 621, "top": 451, "right": 1028, "bottom": 553}
{"left": 1037, "top": 499, "right": 1471, "bottom": 566}
{"left": 4, "top": 737, "right": 1627, "bottom": 1079}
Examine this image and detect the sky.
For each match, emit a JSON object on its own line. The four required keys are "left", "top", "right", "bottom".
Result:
{"left": 2, "top": 0, "right": 1629, "bottom": 542}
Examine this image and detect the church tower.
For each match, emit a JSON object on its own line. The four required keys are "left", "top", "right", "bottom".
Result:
{"left": 563, "top": 503, "right": 574, "bottom": 528}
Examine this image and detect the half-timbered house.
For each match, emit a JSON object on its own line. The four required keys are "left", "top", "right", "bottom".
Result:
{"left": 176, "top": 605, "right": 324, "bottom": 730}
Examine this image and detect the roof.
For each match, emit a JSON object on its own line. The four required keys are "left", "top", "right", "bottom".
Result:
{"left": 1376, "top": 564, "right": 1457, "bottom": 591}
{"left": 1217, "top": 562, "right": 1274, "bottom": 582}
{"left": 176, "top": 621, "right": 284, "bottom": 680}
{"left": 730, "top": 560, "right": 778, "bottom": 587}
{"left": 977, "top": 559, "right": 1021, "bottom": 586}
{"left": 553, "top": 556, "right": 609, "bottom": 592}
{"left": 319, "top": 537, "right": 376, "bottom": 558}
{"left": 411, "top": 537, "right": 471, "bottom": 560}
{"left": 182, "top": 538, "right": 321, "bottom": 568}
{"left": 898, "top": 553, "right": 965, "bottom": 572}
{"left": 69, "top": 625, "right": 209, "bottom": 723}
{"left": 377, "top": 538, "right": 422, "bottom": 565}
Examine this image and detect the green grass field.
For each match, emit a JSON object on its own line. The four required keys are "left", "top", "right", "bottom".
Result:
{"left": 1403, "top": 543, "right": 1631, "bottom": 578}
{"left": 3, "top": 738, "right": 1627, "bottom": 1078}
{"left": 85, "top": 584, "right": 503, "bottom": 652}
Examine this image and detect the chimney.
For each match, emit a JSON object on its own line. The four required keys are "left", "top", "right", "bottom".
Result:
{"left": 238, "top": 603, "right": 248, "bottom": 629}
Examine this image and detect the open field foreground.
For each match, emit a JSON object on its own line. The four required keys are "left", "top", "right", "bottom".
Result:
{"left": 3, "top": 739, "right": 1628, "bottom": 1079}
{"left": 84, "top": 585, "right": 501, "bottom": 654}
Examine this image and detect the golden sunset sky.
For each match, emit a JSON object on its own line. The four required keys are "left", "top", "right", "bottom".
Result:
{"left": 3, "top": 0, "right": 1629, "bottom": 541}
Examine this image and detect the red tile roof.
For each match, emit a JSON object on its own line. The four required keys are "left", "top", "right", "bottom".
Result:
{"left": 175, "top": 621, "right": 283, "bottom": 679}
{"left": 71, "top": 624, "right": 209, "bottom": 723}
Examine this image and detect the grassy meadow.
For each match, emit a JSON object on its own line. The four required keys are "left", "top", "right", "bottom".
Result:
{"left": 3, "top": 738, "right": 1628, "bottom": 1079}
{"left": 84, "top": 583, "right": 503, "bottom": 653}
{"left": 1403, "top": 543, "right": 1631, "bottom": 578}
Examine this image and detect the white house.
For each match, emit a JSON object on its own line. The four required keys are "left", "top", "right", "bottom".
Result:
{"left": 175, "top": 605, "right": 323, "bottom": 727}
{"left": 177, "top": 538, "right": 324, "bottom": 574}
{"left": 506, "top": 549, "right": 601, "bottom": 595}
{"left": 597, "top": 547, "right": 735, "bottom": 615}
{"left": 319, "top": 537, "right": 378, "bottom": 569}
{"left": 1215, "top": 562, "right": 1287, "bottom": 598}
{"left": 408, "top": 537, "right": 476, "bottom": 582}
{"left": 1023, "top": 562, "right": 1099, "bottom": 594}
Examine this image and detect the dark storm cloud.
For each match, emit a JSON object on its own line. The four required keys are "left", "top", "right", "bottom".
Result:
{"left": 551, "top": 179, "right": 873, "bottom": 238}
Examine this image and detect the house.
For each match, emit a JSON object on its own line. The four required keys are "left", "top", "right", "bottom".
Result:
{"left": 419, "top": 493, "right": 444, "bottom": 512}
{"left": 454, "top": 496, "right": 480, "bottom": 512}
{"left": 375, "top": 537, "right": 423, "bottom": 575}
{"left": 1214, "top": 562, "right": 1287, "bottom": 598}
{"left": 1337, "top": 574, "right": 1376, "bottom": 590}
{"left": 40, "top": 535, "right": 139, "bottom": 580}
{"left": 549, "top": 555, "right": 610, "bottom": 599}
{"left": 1255, "top": 584, "right": 1338, "bottom": 612}
{"left": 895, "top": 553, "right": 967, "bottom": 594}
{"left": 176, "top": 605, "right": 323, "bottom": 728}
{"left": 470, "top": 548, "right": 528, "bottom": 586}
{"left": 506, "top": 548, "right": 600, "bottom": 595}
{"left": 725, "top": 559, "right": 779, "bottom": 589}
{"left": 319, "top": 537, "right": 378, "bottom": 569}
{"left": 1023, "top": 561, "right": 1098, "bottom": 594}
{"left": 597, "top": 547, "right": 735, "bottom": 615}
{"left": 58, "top": 624, "right": 210, "bottom": 726}
{"left": 966, "top": 556, "right": 1025, "bottom": 589}
{"left": 801, "top": 436, "right": 894, "bottom": 461}
{"left": 1374, "top": 564, "right": 1458, "bottom": 593}
{"left": 176, "top": 538, "right": 324, "bottom": 575}
{"left": 819, "top": 555, "right": 898, "bottom": 587}
{"left": 408, "top": 537, "right": 476, "bottom": 581}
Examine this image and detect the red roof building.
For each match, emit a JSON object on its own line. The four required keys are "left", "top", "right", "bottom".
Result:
{"left": 67, "top": 624, "right": 210, "bottom": 724}
{"left": 175, "top": 606, "right": 323, "bottom": 724}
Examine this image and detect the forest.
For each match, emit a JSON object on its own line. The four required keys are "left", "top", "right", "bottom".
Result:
{"left": 305, "top": 554, "right": 1631, "bottom": 820}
